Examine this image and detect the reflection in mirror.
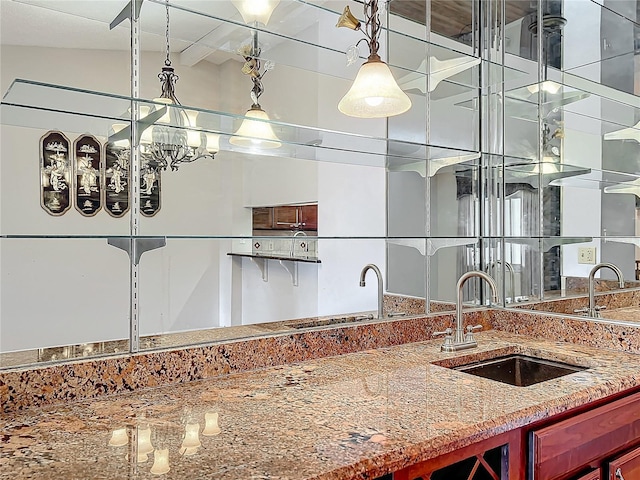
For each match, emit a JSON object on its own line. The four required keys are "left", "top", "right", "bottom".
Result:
{"left": 2, "top": 0, "right": 640, "bottom": 370}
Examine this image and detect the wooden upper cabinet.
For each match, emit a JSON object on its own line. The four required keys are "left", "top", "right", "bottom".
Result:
{"left": 608, "top": 445, "right": 640, "bottom": 480}
{"left": 265, "top": 205, "right": 318, "bottom": 231}
{"left": 252, "top": 207, "right": 273, "bottom": 230}
{"left": 300, "top": 205, "right": 317, "bottom": 230}
{"left": 273, "top": 206, "right": 299, "bottom": 229}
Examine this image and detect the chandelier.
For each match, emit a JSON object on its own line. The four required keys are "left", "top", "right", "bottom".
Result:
{"left": 142, "top": 0, "right": 218, "bottom": 171}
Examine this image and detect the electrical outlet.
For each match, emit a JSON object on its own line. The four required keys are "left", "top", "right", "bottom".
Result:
{"left": 267, "top": 240, "right": 274, "bottom": 251}
{"left": 578, "top": 247, "right": 596, "bottom": 265}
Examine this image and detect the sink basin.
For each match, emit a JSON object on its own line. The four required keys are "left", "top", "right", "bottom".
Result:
{"left": 452, "top": 354, "right": 587, "bottom": 387}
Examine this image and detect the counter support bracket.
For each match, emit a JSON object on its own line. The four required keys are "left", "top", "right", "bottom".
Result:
{"left": 250, "top": 257, "right": 268, "bottom": 282}
{"left": 279, "top": 259, "right": 299, "bottom": 287}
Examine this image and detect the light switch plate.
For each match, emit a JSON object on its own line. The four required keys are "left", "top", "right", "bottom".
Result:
{"left": 578, "top": 247, "right": 596, "bottom": 264}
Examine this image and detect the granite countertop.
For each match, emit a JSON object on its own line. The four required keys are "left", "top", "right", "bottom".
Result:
{"left": 3, "top": 330, "right": 640, "bottom": 480}
{"left": 600, "top": 306, "right": 640, "bottom": 323}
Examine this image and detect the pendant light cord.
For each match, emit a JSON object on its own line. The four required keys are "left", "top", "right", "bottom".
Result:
{"left": 164, "top": 0, "right": 171, "bottom": 67}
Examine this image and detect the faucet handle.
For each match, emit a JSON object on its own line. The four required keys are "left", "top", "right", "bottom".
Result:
{"left": 432, "top": 328, "right": 453, "bottom": 348}
{"left": 573, "top": 307, "right": 588, "bottom": 315}
{"left": 594, "top": 305, "right": 607, "bottom": 311}
{"left": 464, "top": 324, "right": 482, "bottom": 342}
{"left": 432, "top": 328, "right": 453, "bottom": 337}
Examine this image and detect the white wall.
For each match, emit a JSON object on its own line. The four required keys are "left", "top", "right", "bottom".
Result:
{"left": 1, "top": 21, "right": 390, "bottom": 343}
{"left": 235, "top": 19, "right": 387, "bottom": 324}
{"left": 561, "top": 2, "right": 603, "bottom": 279}
{"left": 0, "top": 45, "right": 238, "bottom": 351}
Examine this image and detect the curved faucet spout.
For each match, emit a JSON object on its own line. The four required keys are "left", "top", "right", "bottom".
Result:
{"left": 454, "top": 271, "right": 498, "bottom": 347}
{"left": 586, "top": 262, "right": 625, "bottom": 317}
{"left": 290, "top": 230, "right": 307, "bottom": 257}
{"left": 487, "top": 260, "right": 516, "bottom": 303}
{"left": 359, "top": 264, "right": 384, "bottom": 319}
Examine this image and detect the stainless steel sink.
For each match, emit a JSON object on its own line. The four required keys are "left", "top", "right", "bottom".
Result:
{"left": 452, "top": 354, "right": 587, "bottom": 387}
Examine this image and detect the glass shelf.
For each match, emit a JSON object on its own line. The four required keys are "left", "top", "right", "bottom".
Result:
{"left": 503, "top": 162, "right": 592, "bottom": 188}
{"left": 549, "top": 168, "right": 640, "bottom": 192}
{"left": 1, "top": 78, "right": 502, "bottom": 169}
{"left": 503, "top": 236, "right": 594, "bottom": 252}
{"left": 11, "top": 0, "right": 526, "bottom": 99}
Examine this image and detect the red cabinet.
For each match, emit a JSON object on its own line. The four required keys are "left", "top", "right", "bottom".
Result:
{"left": 253, "top": 205, "right": 317, "bottom": 231}
{"left": 531, "top": 391, "right": 640, "bottom": 480}
{"left": 252, "top": 207, "right": 274, "bottom": 229}
{"left": 608, "top": 445, "right": 640, "bottom": 480}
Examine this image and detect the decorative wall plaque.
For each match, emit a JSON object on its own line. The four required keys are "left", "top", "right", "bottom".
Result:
{"left": 140, "top": 156, "right": 161, "bottom": 217}
{"left": 73, "top": 134, "right": 102, "bottom": 216}
{"left": 104, "top": 142, "right": 130, "bottom": 218}
{"left": 40, "top": 130, "right": 72, "bottom": 216}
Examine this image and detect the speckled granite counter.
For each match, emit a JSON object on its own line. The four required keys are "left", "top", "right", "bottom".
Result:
{"left": 3, "top": 330, "right": 640, "bottom": 480}
{"left": 601, "top": 306, "right": 640, "bottom": 323}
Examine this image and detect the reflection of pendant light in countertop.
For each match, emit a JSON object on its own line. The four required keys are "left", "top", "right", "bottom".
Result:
{"left": 336, "top": 1, "right": 411, "bottom": 118}
{"left": 150, "top": 448, "right": 170, "bottom": 475}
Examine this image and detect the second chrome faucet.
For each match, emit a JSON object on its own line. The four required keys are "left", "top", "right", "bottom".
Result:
{"left": 574, "top": 262, "right": 625, "bottom": 318}
{"left": 359, "top": 264, "right": 384, "bottom": 319}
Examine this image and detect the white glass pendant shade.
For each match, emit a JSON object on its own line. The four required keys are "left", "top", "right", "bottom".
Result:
{"left": 232, "top": 0, "right": 280, "bottom": 25}
{"left": 527, "top": 80, "right": 561, "bottom": 95}
{"left": 229, "top": 106, "right": 281, "bottom": 149}
{"left": 535, "top": 158, "right": 560, "bottom": 174}
{"left": 108, "top": 428, "right": 129, "bottom": 447}
{"left": 202, "top": 412, "right": 221, "bottom": 436}
{"left": 150, "top": 448, "right": 171, "bottom": 475}
{"left": 339, "top": 56, "right": 411, "bottom": 118}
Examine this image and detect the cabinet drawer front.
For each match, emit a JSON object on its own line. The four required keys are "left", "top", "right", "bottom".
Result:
{"left": 608, "top": 445, "right": 640, "bottom": 480}
{"left": 531, "top": 392, "right": 640, "bottom": 480}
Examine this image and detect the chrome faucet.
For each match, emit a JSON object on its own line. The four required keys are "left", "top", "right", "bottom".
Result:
{"left": 359, "top": 264, "right": 384, "bottom": 319}
{"left": 487, "top": 260, "right": 516, "bottom": 303}
{"left": 574, "top": 262, "right": 624, "bottom": 318}
{"left": 433, "top": 271, "right": 499, "bottom": 352}
{"left": 290, "top": 230, "right": 307, "bottom": 257}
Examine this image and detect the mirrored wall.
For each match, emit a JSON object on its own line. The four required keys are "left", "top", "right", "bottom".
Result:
{"left": 1, "top": 0, "right": 639, "bottom": 368}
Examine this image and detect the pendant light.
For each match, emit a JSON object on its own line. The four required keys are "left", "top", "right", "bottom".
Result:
{"left": 142, "top": 0, "right": 217, "bottom": 171}
{"left": 229, "top": 30, "right": 281, "bottom": 149}
{"left": 336, "top": 1, "right": 411, "bottom": 118}
{"left": 232, "top": 0, "right": 280, "bottom": 26}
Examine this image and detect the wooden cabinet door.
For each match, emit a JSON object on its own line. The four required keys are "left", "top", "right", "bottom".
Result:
{"left": 530, "top": 391, "right": 640, "bottom": 480}
{"left": 252, "top": 207, "right": 273, "bottom": 229}
{"left": 608, "top": 445, "right": 640, "bottom": 480}
{"left": 300, "top": 205, "right": 317, "bottom": 230}
{"left": 575, "top": 470, "right": 600, "bottom": 480}
{"left": 273, "top": 206, "right": 299, "bottom": 229}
